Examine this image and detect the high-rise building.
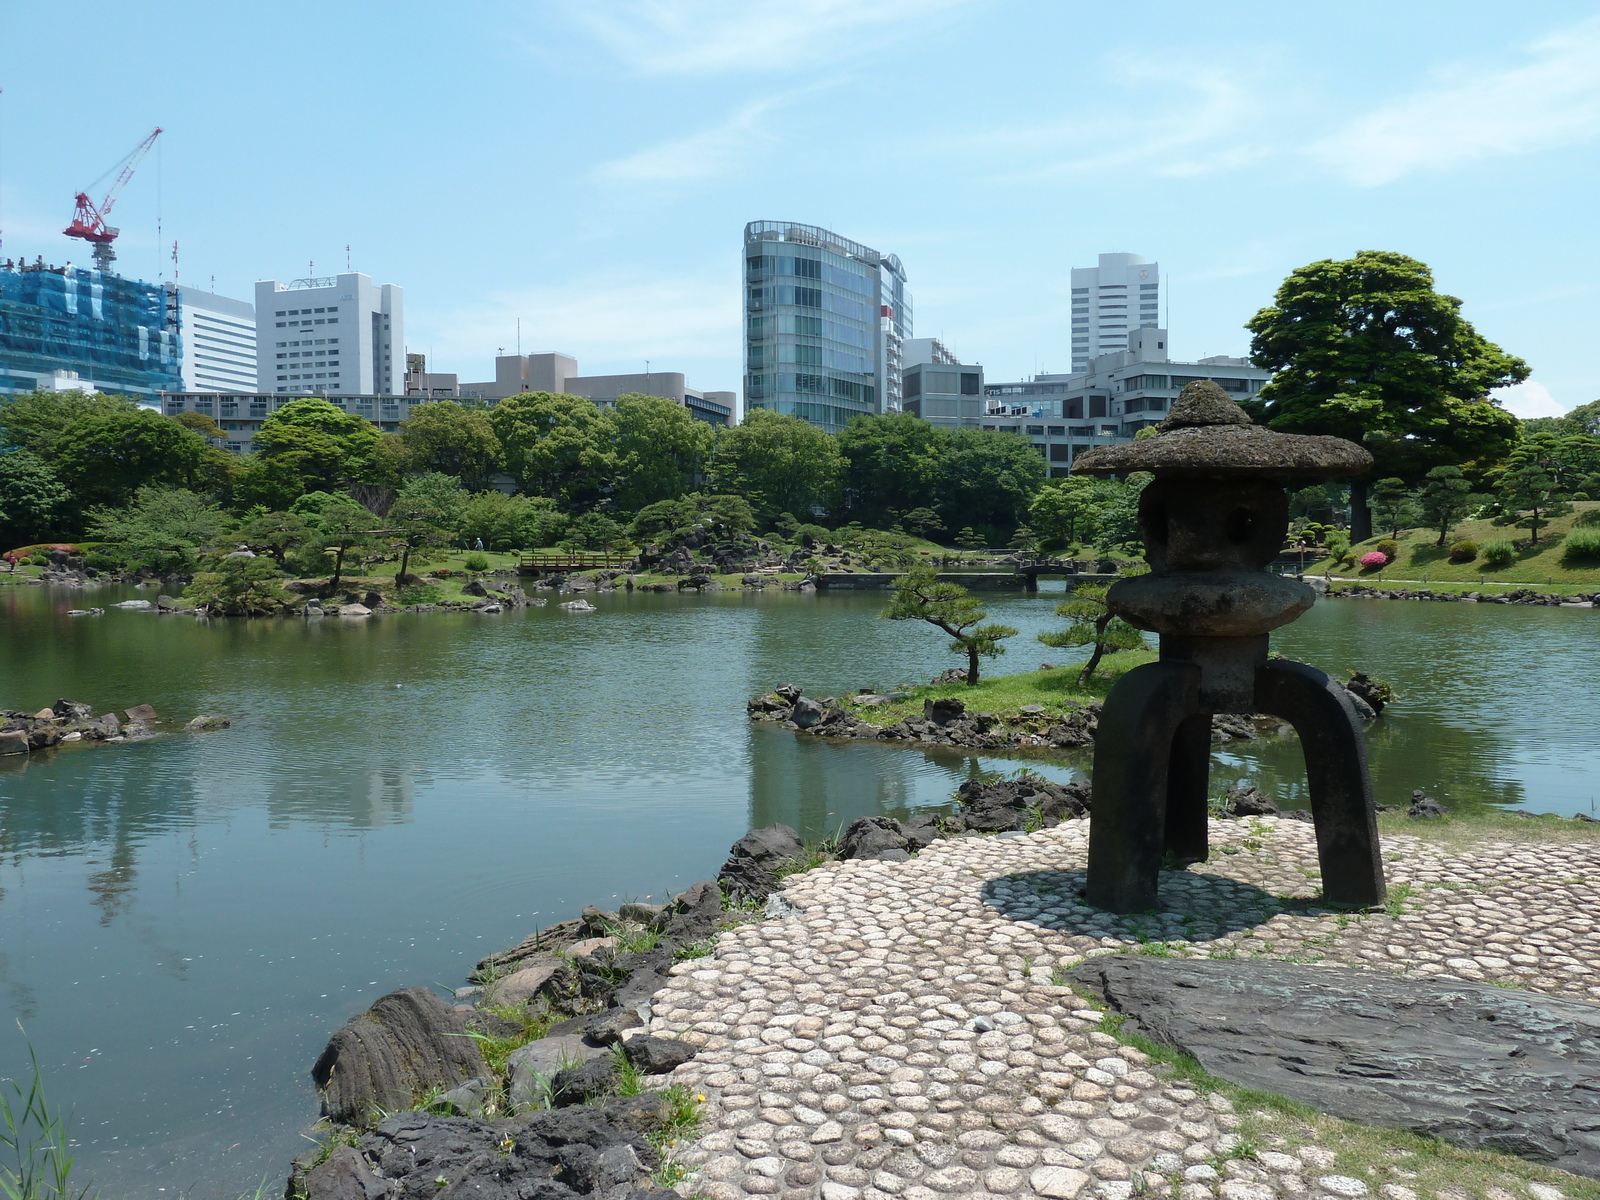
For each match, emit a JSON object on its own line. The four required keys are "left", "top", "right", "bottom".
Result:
{"left": 177, "top": 287, "right": 256, "bottom": 393}
{"left": 0, "top": 260, "right": 181, "bottom": 398}
{"left": 254, "top": 271, "right": 403, "bottom": 395}
{"left": 1071, "top": 252, "right": 1160, "bottom": 372}
{"left": 743, "top": 221, "right": 910, "bottom": 433}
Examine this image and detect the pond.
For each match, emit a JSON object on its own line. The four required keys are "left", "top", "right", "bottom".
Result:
{"left": 0, "top": 582, "right": 1596, "bottom": 1197}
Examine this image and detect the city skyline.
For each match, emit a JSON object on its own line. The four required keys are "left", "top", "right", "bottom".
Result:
{"left": 1, "top": 2, "right": 1596, "bottom": 419}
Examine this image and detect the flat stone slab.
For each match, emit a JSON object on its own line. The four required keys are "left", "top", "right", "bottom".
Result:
{"left": 1068, "top": 954, "right": 1600, "bottom": 1177}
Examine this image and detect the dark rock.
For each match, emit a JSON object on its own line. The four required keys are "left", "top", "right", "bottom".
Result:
{"left": 300, "top": 1145, "right": 390, "bottom": 1200}
{"left": 625, "top": 1034, "right": 697, "bottom": 1074}
{"left": 26, "top": 724, "right": 61, "bottom": 751}
{"left": 583, "top": 1006, "right": 642, "bottom": 1045}
{"left": 717, "top": 854, "right": 780, "bottom": 904}
{"left": 311, "top": 986, "right": 487, "bottom": 1129}
{"left": 506, "top": 1035, "right": 607, "bottom": 1110}
{"left": 924, "top": 696, "right": 966, "bottom": 725}
{"left": 185, "top": 714, "right": 231, "bottom": 732}
{"left": 1408, "top": 789, "right": 1446, "bottom": 819}
{"left": 461, "top": 579, "right": 488, "bottom": 596}
{"left": 790, "top": 697, "right": 826, "bottom": 728}
{"left": 657, "top": 879, "right": 722, "bottom": 943}
{"left": 124, "top": 703, "right": 158, "bottom": 722}
{"left": 836, "top": 817, "right": 910, "bottom": 861}
{"left": 901, "top": 814, "right": 944, "bottom": 851}
{"left": 729, "top": 824, "right": 803, "bottom": 866}
{"left": 52, "top": 698, "right": 94, "bottom": 720}
{"left": 0, "top": 730, "right": 28, "bottom": 756}
{"left": 484, "top": 957, "right": 569, "bottom": 1007}
{"left": 1068, "top": 954, "right": 1600, "bottom": 1178}
{"left": 434, "top": 1076, "right": 490, "bottom": 1118}
{"left": 1222, "top": 783, "right": 1278, "bottom": 817}
{"left": 551, "top": 1054, "right": 618, "bottom": 1105}
{"left": 1345, "top": 672, "right": 1388, "bottom": 714}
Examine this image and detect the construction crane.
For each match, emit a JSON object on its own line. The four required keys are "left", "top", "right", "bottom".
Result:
{"left": 63, "top": 127, "right": 162, "bottom": 272}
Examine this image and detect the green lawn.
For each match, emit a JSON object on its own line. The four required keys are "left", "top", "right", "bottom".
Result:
{"left": 837, "top": 650, "right": 1159, "bottom": 724}
{"left": 1308, "top": 501, "right": 1600, "bottom": 587}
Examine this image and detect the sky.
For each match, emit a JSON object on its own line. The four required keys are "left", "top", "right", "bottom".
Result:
{"left": 1, "top": 0, "right": 1596, "bottom": 418}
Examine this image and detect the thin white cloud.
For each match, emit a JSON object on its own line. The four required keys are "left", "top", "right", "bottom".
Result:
{"left": 927, "top": 56, "right": 1274, "bottom": 183}
{"left": 592, "top": 97, "right": 779, "bottom": 186}
{"left": 1315, "top": 16, "right": 1600, "bottom": 186}
{"left": 1493, "top": 380, "right": 1567, "bottom": 420}
{"left": 565, "top": 0, "right": 974, "bottom": 76}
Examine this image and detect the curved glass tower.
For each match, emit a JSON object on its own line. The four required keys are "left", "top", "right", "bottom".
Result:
{"left": 743, "top": 221, "right": 910, "bottom": 432}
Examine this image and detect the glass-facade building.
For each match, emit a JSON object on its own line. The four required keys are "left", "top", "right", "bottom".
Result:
{"left": 743, "top": 221, "right": 909, "bottom": 433}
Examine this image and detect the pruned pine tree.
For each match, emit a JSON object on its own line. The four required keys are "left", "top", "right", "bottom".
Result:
{"left": 884, "top": 568, "right": 1017, "bottom": 686}
{"left": 1038, "top": 583, "right": 1146, "bottom": 687}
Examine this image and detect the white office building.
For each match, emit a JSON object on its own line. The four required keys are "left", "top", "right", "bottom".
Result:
{"left": 1071, "top": 252, "right": 1160, "bottom": 372}
{"left": 177, "top": 287, "right": 256, "bottom": 393}
{"left": 982, "top": 327, "right": 1270, "bottom": 475}
{"left": 254, "top": 271, "right": 403, "bottom": 395}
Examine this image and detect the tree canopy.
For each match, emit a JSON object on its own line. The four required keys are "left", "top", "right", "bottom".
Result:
{"left": 399, "top": 401, "right": 501, "bottom": 490}
{"left": 1245, "top": 251, "right": 1526, "bottom": 539}
{"left": 609, "top": 393, "right": 715, "bottom": 510}
{"left": 53, "top": 407, "right": 210, "bottom": 511}
{"left": 487, "top": 391, "right": 616, "bottom": 508}
{"left": 254, "top": 397, "right": 385, "bottom": 496}
{"left": 710, "top": 408, "right": 841, "bottom": 520}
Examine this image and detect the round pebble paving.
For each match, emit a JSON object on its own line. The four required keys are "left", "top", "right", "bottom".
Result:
{"left": 644, "top": 817, "right": 1600, "bottom": 1200}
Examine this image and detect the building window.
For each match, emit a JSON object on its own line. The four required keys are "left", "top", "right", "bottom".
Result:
{"left": 793, "top": 257, "right": 821, "bottom": 279}
{"left": 1048, "top": 426, "right": 1064, "bottom": 436}
{"left": 794, "top": 286, "right": 822, "bottom": 308}
{"left": 1049, "top": 444, "right": 1070, "bottom": 462}
{"left": 1089, "top": 396, "right": 1107, "bottom": 418}
{"left": 1025, "top": 425, "right": 1045, "bottom": 436}
{"left": 960, "top": 373, "right": 980, "bottom": 396}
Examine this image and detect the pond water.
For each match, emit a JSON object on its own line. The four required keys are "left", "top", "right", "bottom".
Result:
{"left": 0, "top": 582, "right": 1596, "bottom": 1198}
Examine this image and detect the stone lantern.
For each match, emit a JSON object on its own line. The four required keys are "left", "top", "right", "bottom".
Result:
{"left": 1070, "top": 381, "right": 1385, "bottom": 913}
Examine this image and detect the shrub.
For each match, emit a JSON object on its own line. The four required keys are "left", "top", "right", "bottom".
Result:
{"left": 1359, "top": 551, "right": 1388, "bottom": 569}
{"left": 1560, "top": 528, "right": 1600, "bottom": 566}
{"left": 1481, "top": 541, "right": 1516, "bottom": 569}
{"left": 1575, "top": 508, "right": 1600, "bottom": 527}
{"left": 1447, "top": 540, "right": 1477, "bottom": 563}
{"left": 1374, "top": 539, "right": 1399, "bottom": 560}
{"left": 463, "top": 552, "right": 490, "bottom": 571}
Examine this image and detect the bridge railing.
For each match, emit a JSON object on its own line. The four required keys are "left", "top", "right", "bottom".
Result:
{"left": 518, "top": 551, "right": 636, "bottom": 572}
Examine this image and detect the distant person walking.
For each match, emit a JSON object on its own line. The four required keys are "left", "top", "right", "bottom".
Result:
{"left": 474, "top": 537, "right": 484, "bottom": 551}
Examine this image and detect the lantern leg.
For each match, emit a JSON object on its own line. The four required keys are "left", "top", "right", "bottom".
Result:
{"left": 1085, "top": 660, "right": 1202, "bottom": 913}
{"left": 1254, "top": 659, "right": 1386, "bottom": 908}
{"left": 1164, "top": 712, "right": 1212, "bottom": 865}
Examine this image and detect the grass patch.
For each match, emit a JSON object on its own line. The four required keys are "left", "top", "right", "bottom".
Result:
{"left": 1308, "top": 502, "right": 1600, "bottom": 588}
{"left": 841, "top": 651, "right": 1158, "bottom": 728}
{"left": 646, "top": 1084, "right": 704, "bottom": 1191}
{"left": 1076, "top": 993, "right": 1600, "bottom": 1198}
{"left": 1376, "top": 809, "right": 1600, "bottom": 845}
{"left": 1, "top": 1041, "right": 92, "bottom": 1200}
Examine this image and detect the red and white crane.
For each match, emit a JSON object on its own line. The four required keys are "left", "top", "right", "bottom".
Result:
{"left": 63, "top": 126, "right": 162, "bottom": 272}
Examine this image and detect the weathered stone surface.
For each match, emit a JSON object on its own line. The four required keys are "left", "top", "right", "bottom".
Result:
{"left": 657, "top": 879, "right": 723, "bottom": 943}
{"left": 1068, "top": 954, "right": 1600, "bottom": 1177}
{"left": 624, "top": 1034, "right": 696, "bottom": 1074}
{"left": 507, "top": 1034, "right": 607, "bottom": 1110}
{"left": 485, "top": 958, "right": 569, "bottom": 1007}
{"left": 717, "top": 853, "right": 781, "bottom": 904}
{"left": 552, "top": 1054, "right": 619, "bottom": 1104}
{"left": 295, "top": 1102, "right": 671, "bottom": 1200}
{"left": 730, "top": 824, "right": 804, "bottom": 865}
{"left": 0, "top": 730, "right": 28, "bottom": 755}
{"left": 311, "top": 987, "right": 487, "bottom": 1128}
{"left": 790, "top": 697, "right": 826, "bottom": 729}
{"left": 836, "top": 817, "right": 909, "bottom": 861}
{"left": 123, "top": 703, "right": 158, "bottom": 722}
{"left": 185, "top": 714, "right": 231, "bottom": 732}
{"left": 52, "top": 698, "right": 93, "bottom": 720}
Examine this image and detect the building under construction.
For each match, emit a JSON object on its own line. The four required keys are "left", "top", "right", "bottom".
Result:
{"left": 0, "top": 258, "right": 183, "bottom": 399}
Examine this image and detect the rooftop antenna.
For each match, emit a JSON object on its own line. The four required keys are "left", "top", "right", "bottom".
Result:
{"left": 171, "top": 239, "right": 179, "bottom": 284}
{"left": 210, "top": 272, "right": 215, "bottom": 294}
{"left": 346, "top": 244, "right": 351, "bottom": 271}
{"left": 517, "top": 317, "right": 521, "bottom": 356}
{"left": 0, "top": 85, "right": 6, "bottom": 258}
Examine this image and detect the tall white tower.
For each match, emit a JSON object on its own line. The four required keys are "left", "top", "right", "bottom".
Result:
{"left": 1071, "top": 253, "right": 1159, "bottom": 372}
{"left": 255, "top": 271, "right": 403, "bottom": 395}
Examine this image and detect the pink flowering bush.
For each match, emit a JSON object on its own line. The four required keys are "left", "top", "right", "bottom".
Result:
{"left": 1359, "top": 551, "right": 1389, "bottom": 569}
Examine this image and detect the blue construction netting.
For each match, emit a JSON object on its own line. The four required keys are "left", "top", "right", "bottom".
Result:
{"left": 0, "top": 262, "right": 183, "bottom": 397}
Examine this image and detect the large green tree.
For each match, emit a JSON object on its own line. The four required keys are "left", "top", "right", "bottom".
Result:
{"left": 934, "top": 428, "right": 1047, "bottom": 542}
{"left": 399, "top": 401, "right": 501, "bottom": 490}
{"left": 53, "top": 408, "right": 210, "bottom": 511}
{"left": 710, "top": 408, "right": 841, "bottom": 521}
{"left": 0, "top": 389, "right": 139, "bottom": 458}
{"left": 610, "top": 394, "right": 714, "bottom": 510}
{"left": 835, "top": 412, "right": 947, "bottom": 528}
{"left": 0, "top": 449, "right": 71, "bottom": 547}
{"left": 486, "top": 391, "right": 616, "bottom": 507}
{"left": 290, "top": 491, "right": 384, "bottom": 592}
{"left": 253, "top": 398, "right": 384, "bottom": 497}
{"left": 1413, "top": 465, "right": 1477, "bottom": 547}
{"left": 459, "top": 489, "right": 567, "bottom": 550}
{"left": 1246, "top": 250, "right": 1527, "bottom": 540}
{"left": 388, "top": 472, "right": 467, "bottom": 581}
{"left": 1028, "top": 476, "right": 1100, "bottom": 548}
{"left": 88, "top": 487, "right": 232, "bottom": 575}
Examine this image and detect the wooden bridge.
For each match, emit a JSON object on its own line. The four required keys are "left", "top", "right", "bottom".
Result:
{"left": 517, "top": 550, "right": 636, "bottom": 575}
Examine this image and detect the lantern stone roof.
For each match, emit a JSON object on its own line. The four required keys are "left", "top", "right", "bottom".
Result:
{"left": 1071, "top": 381, "right": 1372, "bottom": 479}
